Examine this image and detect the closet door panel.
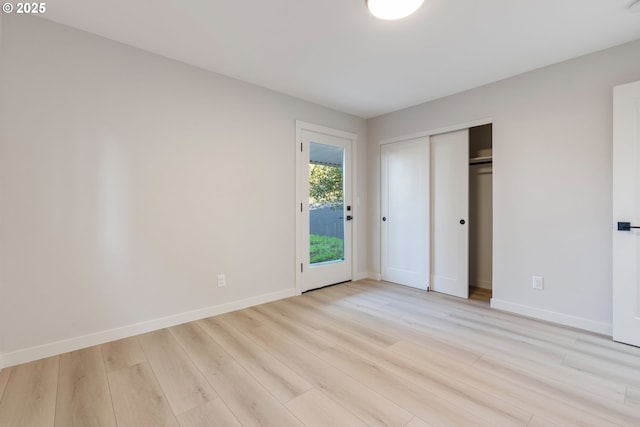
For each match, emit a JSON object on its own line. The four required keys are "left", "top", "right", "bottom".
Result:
{"left": 431, "top": 130, "right": 469, "bottom": 298}
{"left": 381, "top": 138, "right": 430, "bottom": 290}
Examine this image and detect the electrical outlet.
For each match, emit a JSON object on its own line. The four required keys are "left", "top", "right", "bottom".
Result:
{"left": 217, "top": 274, "right": 226, "bottom": 288}
{"left": 532, "top": 276, "right": 544, "bottom": 290}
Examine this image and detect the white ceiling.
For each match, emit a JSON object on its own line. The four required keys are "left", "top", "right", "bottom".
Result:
{"left": 41, "top": 0, "right": 640, "bottom": 118}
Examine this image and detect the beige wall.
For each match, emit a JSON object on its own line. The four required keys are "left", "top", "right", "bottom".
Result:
{"left": 0, "top": 15, "right": 367, "bottom": 366}
{"left": 368, "top": 38, "right": 640, "bottom": 333}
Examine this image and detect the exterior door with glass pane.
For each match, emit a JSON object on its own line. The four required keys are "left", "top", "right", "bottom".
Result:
{"left": 297, "top": 123, "right": 353, "bottom": 293}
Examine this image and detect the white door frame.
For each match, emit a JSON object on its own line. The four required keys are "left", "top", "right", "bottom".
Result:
{"left": 377, "top": 119, "right": 493, "bottom": 147}
{"left": 295, "top": 121, "right": 357, "bottom": 295}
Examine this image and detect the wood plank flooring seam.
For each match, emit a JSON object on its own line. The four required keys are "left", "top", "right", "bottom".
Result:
{"left": 198, "top": 319, "right": 312, "bottom": 404}
{"left": 181, "top": 318, "right": 309, "bottom": 426}
{"left": 242, "top": 323, "right": 414, "bottom": 426}
{"left": 323, "top": 339, "right": 533, "bottom": 427}
{"left": 100, "top": 344, "right": 125, "bottom": 426}
{"left": 53, "top": 355, "right": 62, "bottom": 427}
{"left": 474, "top": 354, "right": 636, "bottom": 426}
{"left": 128, "top": 334, "right": 183, "bottom": 425}
{"left": 0, "top": 367, "right": 14, "bottom": 402}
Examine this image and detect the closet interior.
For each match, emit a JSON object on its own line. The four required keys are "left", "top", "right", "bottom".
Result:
{"left": 468, "top": 124, "right": 493, "bottom": 301}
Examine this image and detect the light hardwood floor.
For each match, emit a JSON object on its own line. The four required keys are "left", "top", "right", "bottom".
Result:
{"left": 469, "top": 286, "right": 492, "bottom": 302}
{"left": 0, "top": 279, "right": 639, "bottom": 426}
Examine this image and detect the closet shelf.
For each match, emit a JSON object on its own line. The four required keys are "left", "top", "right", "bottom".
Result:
{"left": 469, "top": 156, "right": 493, "bottom": 165}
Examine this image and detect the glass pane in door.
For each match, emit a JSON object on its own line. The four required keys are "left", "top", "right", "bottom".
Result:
{"left": 309, "top": 142, "right": 345, "bottom": 265}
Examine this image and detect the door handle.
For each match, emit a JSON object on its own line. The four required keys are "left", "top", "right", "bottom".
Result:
{"left": 618, "top": 222, "right": 640, "bottom": 231}
{"left": 460, "top": 219, "right": 466, "bottom": 225}
{"left": 346, "top": 215, "right": 353, "bottom": 221}
{"left": 382, "top": 217, "right": 387, "bottom": 222}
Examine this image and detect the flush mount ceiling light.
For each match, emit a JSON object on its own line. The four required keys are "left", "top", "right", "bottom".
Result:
{"left": 630, "top": 0, "right": 640, "bottom": 13}
{"left": 366, "top": 0, "right": 424, "bottom": 20}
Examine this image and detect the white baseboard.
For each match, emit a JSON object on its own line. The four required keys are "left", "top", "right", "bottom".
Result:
{"left": 490, "top": 298, "right": 612, "bottom": 336}
{"left": 353, "top": 272, "right": 381, "bottom": 281}
{"left": 1, "top": 287, "right": 296, "bottom": 368}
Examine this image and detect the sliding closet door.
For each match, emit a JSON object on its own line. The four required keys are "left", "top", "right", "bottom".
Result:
{"left": 381, "top": 137, "right": 430, "bottom": 290}
{"left": 431, "top": 130, "right": 469, "bottom": 298}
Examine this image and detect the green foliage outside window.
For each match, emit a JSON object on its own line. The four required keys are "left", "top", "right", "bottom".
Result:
{"left": 310, "top": 234, "right": 344, "bottom": 263}
{"left": 309, "top": 164, "right": 343, "bottom": 204}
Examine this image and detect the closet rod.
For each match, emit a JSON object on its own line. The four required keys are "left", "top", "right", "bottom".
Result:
{"left": 469, "top": 159, "right": 493, "bottom": 165}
